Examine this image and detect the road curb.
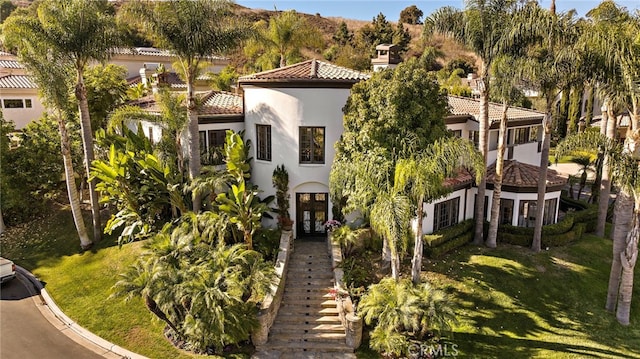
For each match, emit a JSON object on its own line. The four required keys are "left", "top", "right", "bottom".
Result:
{"left": 16, "top": 266, "right": 149, "bottom": 359}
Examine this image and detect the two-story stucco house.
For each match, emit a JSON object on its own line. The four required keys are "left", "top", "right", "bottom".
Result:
{"left": 129, "top": 58, "right": 566, "bottom": 238}
{"left": 0, "top": 52, "right": 45, "bottom": 130}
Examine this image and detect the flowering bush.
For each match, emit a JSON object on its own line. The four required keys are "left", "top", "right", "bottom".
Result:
{"left": 324, "top": 219, "right": 341, "bottom": 231}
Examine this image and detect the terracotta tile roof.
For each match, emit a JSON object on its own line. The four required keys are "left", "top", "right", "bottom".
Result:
{"left": 126, "top": 72, "right": 211, "bottom": 89}
{"left": 199, "top": 91, "right": 243, "bottom": 115}
{"left": 443, "top": 169, "right": 475, "bottom": 189}
{"left": 128, "top": 91, "right": 242, "bottom": 116}
{"left": 112, "top": 47, "right": 226, "bottom": 60}
{"left": 448, "top": 96, "right": 544, "bottom": 125}
{"left": 238, "top": 59, "right": 370, "bottom": 84}
{"left": 0, "top": 60, "right": 23, "bottom": 69}
{"left": 0, "top": 74, "right": 37, "bottom": 89}
{"left": 487, "top": 160, "right": 566, "bottom": 190}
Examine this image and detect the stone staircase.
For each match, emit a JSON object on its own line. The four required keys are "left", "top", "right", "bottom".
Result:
{"left": 253, "top": 240, "right": 355, "bottom": 359}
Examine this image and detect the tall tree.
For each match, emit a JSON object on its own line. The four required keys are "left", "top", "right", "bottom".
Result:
{"left": 399, "top": 5, "right": 423, "bottom": 25}
{"left": 486, "top": 55, "right": 522, "bottom": 248}
{"left": 509, "top": 1, "right": 578, "bottom": 251}
{"left": 123, "top": 0, "right": 248, "bottom": 212}
{"left": 425, "top": 0, "right": 517, "bottom": 246}
{"left": 396, "top": 137, "right": 484, "bottom": 283}
{"left": 245, "top": 10, "right": 322, "bottom": 70}
{"left": 2, "top": 0, "right": 121, "bottom": 243}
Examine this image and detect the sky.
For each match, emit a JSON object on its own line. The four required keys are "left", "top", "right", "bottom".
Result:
{"left": 235, "top": 1, "right": 640, "bottom": 22}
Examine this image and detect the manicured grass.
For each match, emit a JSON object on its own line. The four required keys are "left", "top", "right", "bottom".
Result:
{"left": 421, "top": 235, "right": 640, "bottom": 358}
{"left": 4, "top": 208, "right": 639, "bottom": 358}
{"left": 0, "top": 207, "right": 218, "bottom": 358}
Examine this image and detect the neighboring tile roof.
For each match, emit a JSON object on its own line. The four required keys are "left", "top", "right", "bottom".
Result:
{"left": 112, "top": 47, "right": 226, "bottom": 60}
{"left": 448, "top": 96, "right": 545, "bottom": 126}
{"left": 486, "top": 160, "right": 566, "bottom": 190}
{"left": 127, "top": 72, "right": 211, "bottom": 89}
{"left": 238, "top": 59, "right": 370, "bottom": 84}
{"left": 0, "top": 74, "right": 37, "bottom": 89}
{"left": 200, "top": 91, "right": 243, "bottom": 115}
{"left": 0, "top": 60, "right": 23, "bottom": 69}
{"left": 128, "top": 91, "right": 242, "bottom": 116}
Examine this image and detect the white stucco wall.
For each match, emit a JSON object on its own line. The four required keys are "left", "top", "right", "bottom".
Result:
{"left": 422, "top": 188, "right": 470, "bottom": 234}
{"left": 1, "top": 89, "right": 46, "bottom": 130}
{"left": 243, "top": 85, "right": 351, "bottom": 234}
{"left": 485, "top": 189, "right": 562, "bottom": 226}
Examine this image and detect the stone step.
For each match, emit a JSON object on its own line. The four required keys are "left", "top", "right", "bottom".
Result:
{"left": 279, "top": 299, "right": 336, "bottom": 308}
{"left": 262, "top": 339, "right": 350, "bottom": 351}
{"left": 269, "top": 323, "right": 345, "bottom": 334}
{"left": 284, "top": 286, "right": 333, "bottom": 299}
{"left": 283, "top": 293, "right": 335, "bottom": 301}
{"left": 273, "top": 332, "right": 346, "bottom": 343}
{"left": 276, "top": 306, "right": 339, "bottom": 316}
{"left": 274, "top": 315, "right": 342, "bottom": 325}
{"left": 284, "top": 280, "right": 334, "bottom": 287}
{"left": 253, "top": 350, "right": 356, "bottom": 359}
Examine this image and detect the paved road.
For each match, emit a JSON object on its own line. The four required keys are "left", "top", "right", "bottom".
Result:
{"left": 0, "top": 272, "right": 103, "bottom": 359}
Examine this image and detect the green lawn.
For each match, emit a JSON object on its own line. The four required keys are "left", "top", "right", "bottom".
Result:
{"left": 0, "top": 207, "right": 215, "bottom": 359}
{"left": 422, "top": 236, "right": 640, "bottom": 358}
{"left": 3, "top": 208, "right": 639, "bottom": 358}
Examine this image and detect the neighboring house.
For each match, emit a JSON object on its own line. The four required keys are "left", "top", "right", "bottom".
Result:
{"left": 0, "top": 53, "right": 45, "bottom": 130}
{"left": 110, "top": 47, "right": 228, "bottom": 79}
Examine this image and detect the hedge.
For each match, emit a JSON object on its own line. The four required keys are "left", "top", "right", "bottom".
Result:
{"left": 424, "top": 219, "right": 474, "bottom": 258}
{"left": 422, "top": 195, "right": 597, "bottom": 257}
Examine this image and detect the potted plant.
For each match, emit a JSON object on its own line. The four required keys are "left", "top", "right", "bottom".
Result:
{"left": 272, "top": 165, "right": 293, "bottom": 231}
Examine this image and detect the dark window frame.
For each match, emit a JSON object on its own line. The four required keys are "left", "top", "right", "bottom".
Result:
{"left": 3, "top": 99, "right": 24, "bottom": 108}
{"left": 256, "top": 124, "right": 272, "bottom": 161}
{"left": 299, "top": 126, "right": 325, "bottom": 164}
{"left": 433, "top": 197, "right": 460, "bottom": 231}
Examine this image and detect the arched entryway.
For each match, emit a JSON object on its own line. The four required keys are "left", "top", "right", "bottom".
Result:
{"left": 295, "top": 192, "right": 328, "bottom": 238}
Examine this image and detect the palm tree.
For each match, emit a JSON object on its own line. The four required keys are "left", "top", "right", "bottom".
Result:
{"left": 425, "top": 0, "right": 517, "bottom": 245}
{"left": 486, "top": 55, "right": 525, "bottom": 248}
{"left": 3, "top": 18, "right": 92, "bottom": 248}
{"left": 395, "top": 137, "right": 484, "bottom": 283}
{"left": 510, "top": 1, "right": 578, "bottom": 251}
{"left": 3, "top": 0, "right": 123, "bottom": 242}
{"left": 245, "top": 10, "right": 322, "bottom": 70}
{"left": 359, "top": 278, "right": 456, "bottom": 356}
{"left": 122, "top": 0, "right": 249, "bottom": 212}
{"left": 569, "top": 155, "right": 595, "bottom": 200}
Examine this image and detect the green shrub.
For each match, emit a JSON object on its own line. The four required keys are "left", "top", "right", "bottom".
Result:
{"left": 572, "top": 205, "right": 598, "bottom": 232}
{"left": 254, "top": 228, "right": 281, "bottom": 261}
{"left": 499, "top": 222, "right": 587, "bottom": 248}
{"left": 425, "top": 231, "right": 473, "bottom": 258}
{"left": 424, "top": 219, "right": 474, "bottom": 247}
{"left": 423, "top": 220, "right": 474, "bottom": 258}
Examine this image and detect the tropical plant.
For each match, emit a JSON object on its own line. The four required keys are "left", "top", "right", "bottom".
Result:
{"left": 112, "top": 212, "right": 277, "bottom": 353}
{"left": 395, "top": 137, "right": 484, "bottom": 283}
{"left": 485, "top": 55, "right": 527, "bottom": 248}
{"left": 122, "top": 0, "right": 249, "bottom": 211}
{"left": 508, "top": 1, "right": 578, "bottom": 251}
{"left": 244, "top": 10, "right": 322, "bottom": 70}
{"left": 359, "top": 278, "right": 456, "bottom": 357}
{"left": 92, "top": 127, "right": 185, "bottom": 245}
{"left": 425, "top": 0, "right": 518, "bottom": 245}
{"left": 272, "top": 164, "right": 291, "bottom": 228}
{"left": 216, "top": 131, "right": 271, "bottom": 249}
{"left": 3, "top": 0, "right": 124, "bottom": 242}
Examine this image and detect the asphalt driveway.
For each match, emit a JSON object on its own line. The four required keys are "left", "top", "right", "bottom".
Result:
{"left": 0, "top": 272, "right": 104, "bottom": 359}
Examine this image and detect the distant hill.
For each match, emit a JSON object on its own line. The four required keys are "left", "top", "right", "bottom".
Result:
{"left": 232, "top": 4, "right": 479, "bottom": 72}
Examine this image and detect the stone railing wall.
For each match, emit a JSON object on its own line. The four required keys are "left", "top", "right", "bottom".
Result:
{"left": 252, "top": 230, "right": 294, "bottom": 346}
{"left": 327, "top": 232, "right": 363, "bottom": 350}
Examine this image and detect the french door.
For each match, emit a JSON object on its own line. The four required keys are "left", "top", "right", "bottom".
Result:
{"left": 296, "top": 193, "right": 328, "bottom": 237}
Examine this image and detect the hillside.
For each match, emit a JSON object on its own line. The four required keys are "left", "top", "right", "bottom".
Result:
{"left": 235, "top": 5, "right": 480, "bottom": 72}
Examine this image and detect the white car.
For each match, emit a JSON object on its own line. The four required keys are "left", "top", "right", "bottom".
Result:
{"left": 0, "top": 257, "right": 16, "bottom": 284}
